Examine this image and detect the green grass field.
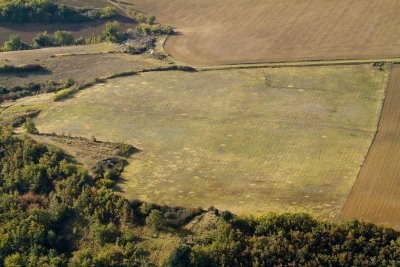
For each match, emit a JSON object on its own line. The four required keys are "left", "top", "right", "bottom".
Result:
{"left": 34, "top": 65, "right": 388, "bottom": 219}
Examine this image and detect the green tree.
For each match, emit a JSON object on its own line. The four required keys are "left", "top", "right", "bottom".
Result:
{"left": 146, "top": 209, "right": 164, "bottom": 230}
{"left": 102, "top": 21, "right": 122, "bottom": 43}
{"left": 54, "top": 30, "right": 74, "bottom": 46}
{"left": 24, "top": 118, "right": 39, "bottom": 134}
{"left": 32, "top": 31, "right": 54, "bottom": 48}
{"left": 165, "top": 245, "right": 192, "bottom": 267}
{"left": 146, "top": 15, "right": 156, "bottom": 25}
{"left": 2, "top": 35, "right": 29, "bottom": 51}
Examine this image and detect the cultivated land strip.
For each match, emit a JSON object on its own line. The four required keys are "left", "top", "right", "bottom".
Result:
{"left": 129, "top": 0, "right": 400, "bottom": 66}
{"left": 342, "top": 65, "right": 400, "bottom": 230}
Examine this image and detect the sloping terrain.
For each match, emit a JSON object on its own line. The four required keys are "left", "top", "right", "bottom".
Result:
{"left": 128, "top": 0, "right": 400, "bottom": 66}
{"left": 342, "top": 65, "right": 400, "bottom": 229}
{"left": 0, "top": 43, "right": 168, "bottom": 87}
{"left": 34, "top": 65, "right": 387, "bottom": 219}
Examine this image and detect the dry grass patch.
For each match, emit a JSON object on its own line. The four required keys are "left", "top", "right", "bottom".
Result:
{"left": 34, "top": 65, "right": 388, "bottom": 220}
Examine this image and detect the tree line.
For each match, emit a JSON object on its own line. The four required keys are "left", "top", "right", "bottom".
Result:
{"left": 0, "top": 0, "right": 117, "bottom": 23}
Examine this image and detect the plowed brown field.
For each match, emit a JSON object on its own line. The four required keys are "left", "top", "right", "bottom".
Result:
{"left": 342, "top": 65, "right": 400, "bottom": 230}
{"left": 128, "top": 0, "right": 400, "bottom": 66}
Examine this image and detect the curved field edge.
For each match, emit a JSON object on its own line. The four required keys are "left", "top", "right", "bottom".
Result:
{"left": 342, "top": 65, "right": 400, "bottom": 230}
{"left": 128, "top": 0, "right": 400, "bottom": 66}
{"left": 33, "top": 65, "right": 388, "bottom": 221}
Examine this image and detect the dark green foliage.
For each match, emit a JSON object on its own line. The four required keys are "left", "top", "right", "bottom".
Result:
{"left": 24, "top": 117, "right": 38, "bottom": 134}
{"left": 0, "top": 63, "right": 47, "bottom": 74}
{"left": 146, "top": 15, "right": 156, "bottom": 25}
{"left": 53, "top": 30, "right": 74, "bottom": 46}
{"left": 1, "top": 127, "right": 400, "bottom": 266}
{"left": 32, "top": 31, "right": 54, "bottom": 48}
{"left": 165, "top": 245, "right": 192, "bottom": 267}
{"left": 184, "top": 213, "right": 400, "bottom": 266}
{"left": 102, "top": 21, "right": 126, "bottom": 43}
{"left": 0, "top": 78, "right": 75, "bottom": 103}
{"left": 0, "top": 0, "right": 107, "bottom": 23}
{"left": 2, "top": 34, "right": 29, "bottom": 51}
{"left": 136, "top": 23, "right": 174, "bottom": 35}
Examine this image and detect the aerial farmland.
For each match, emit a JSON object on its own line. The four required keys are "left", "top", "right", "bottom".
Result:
{"left": 2, "top": 0, "right": 400, "bottom": 265}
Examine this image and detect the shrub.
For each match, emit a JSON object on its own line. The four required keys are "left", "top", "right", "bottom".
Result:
{"left": 53, "top": 86, "right": 77, "bottom": 101}
{"left": 100, "top": 6, "right": 117, "bottom": 19}
{"left": 54, "top": 31, "right": 74, "bottom": 46}
{"left": 0, "top": 64, "right": 46, "bottom": 74}
{"left": 146, "top": 15, "right": 156, "bottom": 25}
{"left": 145, "top": 209, "right": 164, "bottom": 230}
{"left": 32, "top": 31, "right": 54, "bottom": 48}
{"left": 24, "top": 118, "right": 39, "bottom": 134}
{"left": 2, "top": 35, "right": 30, "bottom": 51}
{"left": 102, "top": 21, "right": 124, "bottom": 43}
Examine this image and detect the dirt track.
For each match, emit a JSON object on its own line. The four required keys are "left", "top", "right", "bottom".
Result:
{"left": 342, "top": 65, "right": 400, "bottom": 230}
{"left": 128, "top": 0, "right": 400, "bottom": 66}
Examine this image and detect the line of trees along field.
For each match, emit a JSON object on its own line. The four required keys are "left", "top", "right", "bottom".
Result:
{"left": 0, "top": 0, "right": 117, "bottom": 23}
{"left": 1, "top": 125, "right": 400, "bottom": 266}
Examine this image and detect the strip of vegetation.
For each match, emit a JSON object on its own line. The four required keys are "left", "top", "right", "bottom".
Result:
{"left": 0, "top": 0, "right": 118, "bottom": 23}
{"left": 1, "top": 20, "right": 174, "bottom": 52}
{"left": 53, "top": 65, "right": 196, "bottom": 101}
{"left": 0, "top": 63, "right": 47, "bottom": 74}
{"left": 0, "top": 78, "right": 74, "bottom": 102}
{"left": 1, "top": 125, "right": 400, "bottom": 266}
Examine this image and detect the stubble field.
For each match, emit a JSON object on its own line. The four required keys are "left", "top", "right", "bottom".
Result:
{"left": 128, "top": 0, "right": 400, "bottom": 66}
{"left": 342, "top": 65, "right": 400, "bottom": 229}
{"left": 34, "top": 65, "right": 388, "bottom": 219}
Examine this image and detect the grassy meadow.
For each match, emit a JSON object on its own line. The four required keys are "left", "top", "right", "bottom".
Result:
{"left": 34, "top": 65, "right": 388, "bottom": 219}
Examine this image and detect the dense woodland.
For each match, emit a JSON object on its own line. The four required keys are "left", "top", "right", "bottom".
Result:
{"left": 0, "top": 126, "right": 400, "bottom": 266}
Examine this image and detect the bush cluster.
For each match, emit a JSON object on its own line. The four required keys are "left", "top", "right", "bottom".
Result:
{"left": 0, "top": 78, "right": 75, "bottom": 102}
{"left": 0, "top": 0, "right": 117, "bottom": 23}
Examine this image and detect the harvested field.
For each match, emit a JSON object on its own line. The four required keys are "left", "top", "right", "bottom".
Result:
{"left": 342, "top": 65, "right": 400, "bottom": 230}
{"left": 0, "top": 17, "right": 135, "bottom": 45}
{"left": 0, "top": 44, "right": 168, "bottom": 87}
{"left": 129, "top": 0, "right": 400, "bottom": 66}
{"left": 34, "top": 65, "right": 388, "bottom": 219}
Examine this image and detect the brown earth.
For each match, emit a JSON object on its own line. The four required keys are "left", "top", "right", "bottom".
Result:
{"left": 0, "top": 43, "right": 168, "bottom": 87}
{"left": 341, "top": 65, "right": 400, "bottom": 230}
{"left": 128, "top": 0, "right": 400, "bottom": 66}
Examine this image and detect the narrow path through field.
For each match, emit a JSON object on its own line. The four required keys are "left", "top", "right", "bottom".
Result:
{"left": 342, "top": 65, "right": 400, "bottom": 230}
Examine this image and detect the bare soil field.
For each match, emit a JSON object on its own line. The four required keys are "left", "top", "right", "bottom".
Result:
{"left": 0, "top": 16, "right": 135, "bottom": 45}
{"left": 34, "top": 65, "right": 388, "bottom": 219}
{"left": 0, "top": 44, "right": 168, "bottom": 87}
{"left": 128, "top": 0, "right": 400, "bottom": 66}
{"left": 342, "top": 65, "right": 400, "bottom": 230}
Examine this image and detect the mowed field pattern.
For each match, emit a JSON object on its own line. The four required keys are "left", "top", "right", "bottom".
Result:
{"left": 35, "top": 66, "right": 387, "bottom": 219}
{"left": 342, "top": 65, "right": 400, "bottom": 229}
{"left": 129, "top": 0, "right": 400, "bottom": 65}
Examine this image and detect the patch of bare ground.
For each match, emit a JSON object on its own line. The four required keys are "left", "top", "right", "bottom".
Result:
{"left": 341, "top": 65, "right": 400, "bottom": 230}
{"left": 0, "top": 43, "right": 169, "bottom": 87}
{"left": 129, "top": 0, "right": 400, "bottom": 66}
{"left": 27, "top": 133, "right": 138, "bottom": 170}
